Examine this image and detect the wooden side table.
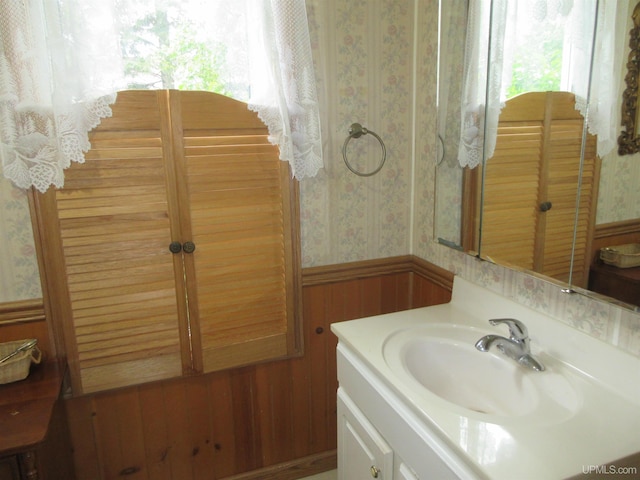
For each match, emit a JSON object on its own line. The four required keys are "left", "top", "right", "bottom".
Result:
{"left": 588, "top": 261, "right": 640, "bottom": 308}
{"left": 0, "top": 361, "right": 74, "bottom": 480}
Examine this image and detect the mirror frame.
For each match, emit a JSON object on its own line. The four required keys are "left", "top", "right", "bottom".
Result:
{"left": 618, "top": 2, "right": 640, "bottom": 155}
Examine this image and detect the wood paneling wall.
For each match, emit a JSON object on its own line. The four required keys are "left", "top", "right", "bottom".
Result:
{"left": 6, "top": 256, "right": 452, "bottom": 480}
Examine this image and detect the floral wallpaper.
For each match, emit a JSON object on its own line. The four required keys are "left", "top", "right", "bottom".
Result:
{"left": 597, "top": 149, "right": 640, "bottom": 224}
{"left": 0, "top": 176, "right": 42, "bottom": 302}
{"left": 596, "top": 2, "right": 640, "bottom": 224}
{"left": 302, "top": 0, "right": 414, "bottom": 266}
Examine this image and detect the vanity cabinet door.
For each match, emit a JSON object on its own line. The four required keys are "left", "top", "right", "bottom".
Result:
{"left": 338, "top": 388, "right": 393, "bottom": 480}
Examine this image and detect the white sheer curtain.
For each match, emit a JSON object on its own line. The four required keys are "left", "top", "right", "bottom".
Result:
{"left": 0, "top": 0, "right": 322, "bottom": 193}
{"left": 247, "top": 1, "right": 323, "bottom": 179}
{"left": 0, "top": 0, "right": 124, "bottom": 192}
{"left": 458, "top": 0, "right": 626, "bottom": 169}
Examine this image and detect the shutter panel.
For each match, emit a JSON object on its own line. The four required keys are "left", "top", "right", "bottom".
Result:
{"left": 538, "top": 93, "right": 598, "bottom": 285}
{"left": 573, "top": 139, "right": 599, "bottom": 288}
{"left": 55, "top": 91, "right": 186, "bottom": 393}
{"left": 480, "top": 92, "right": 598, "bottom": 285}
{"left": 481, "top": 121, "right": 543, "bottom": 270}
{"left": 170, "top": 91, "right": 299, "bottom": 373}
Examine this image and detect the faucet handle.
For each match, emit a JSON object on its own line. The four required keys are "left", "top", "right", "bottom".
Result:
{"left": 489, "top": 318, "right": 529, "bottom": 341}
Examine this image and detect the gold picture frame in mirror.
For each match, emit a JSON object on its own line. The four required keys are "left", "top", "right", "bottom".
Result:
{"left": 619, "top": 2, "right": 640, "bottom": 155}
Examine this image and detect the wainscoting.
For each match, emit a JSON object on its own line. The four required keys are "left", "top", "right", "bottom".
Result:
{"left": 2, "top": 256, "right": 453, "bottom": 480}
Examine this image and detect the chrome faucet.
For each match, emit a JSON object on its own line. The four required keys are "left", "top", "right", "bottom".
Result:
{"left": 475, "top": 318, "right": 545, "bottom": 371}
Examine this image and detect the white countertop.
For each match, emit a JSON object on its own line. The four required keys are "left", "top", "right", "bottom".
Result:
{"left": 331, "top": 276, "right": 640, "bottom": 479}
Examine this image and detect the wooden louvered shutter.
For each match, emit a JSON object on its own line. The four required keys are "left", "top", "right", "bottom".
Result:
{"left": 169, "top": 91, "right": 300, "bottom": 373}
{"left": 481, "top": 95, "right": 544, "bottom": 270}
{"left": 480, "top": 92, "right": 599, "bottom": 285}
{"left": 44, "top": 91, "right": 188, "bottom": 393}
{"left": 34, "top": 90, "right": 301, "bottom": 394}
{"left": 571, "top": 138, "right": 599, "bottom": 288}
{"left": 537, "top": 92, "right": 599, "bottom": 286}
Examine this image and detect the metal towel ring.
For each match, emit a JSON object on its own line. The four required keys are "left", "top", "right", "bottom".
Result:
{"left": 342, "top": 123, "right": 387, "bottom": 177}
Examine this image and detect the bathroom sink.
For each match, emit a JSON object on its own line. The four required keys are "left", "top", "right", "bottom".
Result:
{"left": 334, "top": 277, "right": 640, "bottom": 479}
{"left": 383, "top": 324, "right": 579, "bottom": 419}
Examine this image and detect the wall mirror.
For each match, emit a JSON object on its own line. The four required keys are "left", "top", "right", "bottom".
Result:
{"left": 436, "top": 0, "right": 640, "bottom": 310}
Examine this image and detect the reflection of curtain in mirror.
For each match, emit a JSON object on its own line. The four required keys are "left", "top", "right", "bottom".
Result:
{"left": 581, "top": 0, "right": 630, "bottom": 156}
{"left": 458, "top": 0, "right": 626, "bottom": 169}
{"left": 457, "top": 0, "right": 509, "bottom": 169}
{"left": 0, "top": 177, "right": 42, "bottom": 302}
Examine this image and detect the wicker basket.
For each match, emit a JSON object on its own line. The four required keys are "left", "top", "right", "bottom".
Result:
{"left": 0, "top": 339, "right": 41, "bottom": 384}
{"left": 600, "top": 243, "right": 640, "bottom": 269}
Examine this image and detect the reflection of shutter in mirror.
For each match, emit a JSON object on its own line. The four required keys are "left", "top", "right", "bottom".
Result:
{"left": 479, "top": 92, "right": 599, "bottom": 288}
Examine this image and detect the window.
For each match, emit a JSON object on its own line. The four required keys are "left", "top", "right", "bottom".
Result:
{"left": 1, "top": 0, "right": 322, "bottom": 192}
{"left": 117, "top": 1, "right": 250, "bottom": 98}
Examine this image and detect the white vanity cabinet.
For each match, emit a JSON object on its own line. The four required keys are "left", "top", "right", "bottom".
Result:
{"left": 336, "top": 343, "right": 468, "bottom": 480}
{"left": 395, "top": 464, "right": 419, "bottom": 480}
{"left": 337, "top": 389, "right": 392, "bottom": 479}
{"left": 338, "top": 388, "right": 421, "bottom": 480}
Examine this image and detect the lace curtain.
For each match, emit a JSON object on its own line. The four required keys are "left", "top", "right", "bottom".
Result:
{"left": 247, "top": 1, "right": 322, "bottom": 180}
{"left": 0, "top": 0, "right": 123, "bottom": 192}
{"left": 458, "top": 0, "right": 627, "bottom": 169}
{"left": 0, "top": 0, "right": 322, "bottom": 193}
{"left": 583, "top": 0, "right": 630, "bottom": 156}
